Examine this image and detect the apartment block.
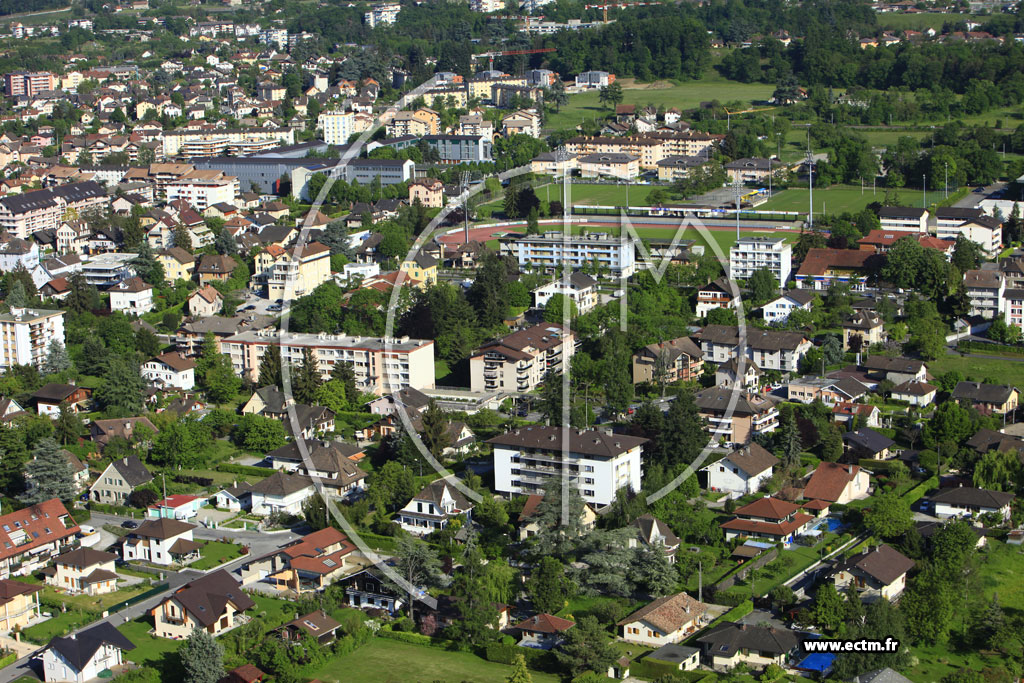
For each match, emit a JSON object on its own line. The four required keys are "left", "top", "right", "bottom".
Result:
{"left": 421, "top": 135, "right": 492, "bottom": 163}
{"left": 937, "top": 215, "right": 1002, "bottom": 256}
{"left": 164, "top": 170, "right": 239, "bottom": 211}
{"left": 162, "top": 127, "right": 295, "bottom": 158}
{"left": 364, "top": 3, "right": 400, "bottom": 27}
{"left": 221, "top": 330, "right": 435, "bottom": 394}
{"left": 317, "top": 111, "right": 355, "bottom": 146}
{"left": 489, "top": 425, "right": 647, "bottom": 506}
{"left": 385, "top": 108, "right": 440, "bottom": 137}
{"left": 729, "top": 236, "right": 792, "bottom": 284}
{"left": 4, "top": 71, "right": 56, "bottom": 98}
{"left": 470, "top": 323, "right": 575, "bottom": 393}
{"left": 0, "top": 307, "right": 65, "bottom": 370}
{"left": 253, "top": 242, "right": 331, "bottom": 299}
{"left": 695, "top": 388, "right": 779, "bottom": 446}
{"left": 0, "top": 181, "right": 107, "bottom": 239}
{"left": 878, "top": 206, "right": 929, "bottom": 232}
{"left": 501, "top": 231, "right": 636, "bottom": 277}
{"left": 964, "top": 268, "right": 1004, "bottom": 319}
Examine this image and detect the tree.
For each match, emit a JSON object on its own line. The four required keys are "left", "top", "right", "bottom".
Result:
{"left": 747, "top": 268, "right": 778, "bottom": 304}
{"left": 812, "top": 582, "right": 845, "bottom": 632}
{"left": 973, "top": 449, "right": 1023, "bottom": 491}
{"left": 331, "top": 361, "right": 358, "bottom": 404}
{"left": 632, "top": 545, "right": 677, "bottom": 597}
{"left": 180, "top": 627, "right": 224, "bottom": 683}
{"left": 292, "top": 347, "right": 322, "bottom": 405}
{"left": 214, "top": 229, "right": 238, "bottom": 256}
{"left": 21, "top": 438, "right": 75, "bottom": 504}
{"left": 371, "top": 460, "right": 416, "bottom": 512}
{"left": 202, "top": 354, "right": 241, "bottom": 405}
{"left": 527, "top": 556, "right": 572, "bottom": 614}
{"left": 42, "top": 340, "right": 72, "bottom": 376}
{"left": 232, "top": 414, "right": 287, "bottom": 453}
{"left": 554, "top": 615, "right": 617, "bottom": 676}
{"left": 172, "top": 224, "right": 193, "bottom": 252}
{"left": 526, "top": 206, "right": 540, "bottom": 235}
{"left": 543, "top": 294, "right": 577, "bottom": 323}
{"left": 6, "top": 281, "right": 29, "bottom": 308}
{"left": 54, "top": 402, "right": 82, "bottom": 446}
{"left": 598, "top": 82, "right": 624, "bottom": 108}
{"left": 864, "top": 492, "right": 913, "bottom": 539}
{"left": 258, "top": 349, "right": 282, "bottom": 388}
{"left": 506, "top": 654, "right": 532, "bottom": 683}
{"left": 418, "top": 400, "right": 451, "bottom": 457}
{"left": 908, "top": 317, "right": 947, "bottom": 361}
{"left": 394, "top": 535, "right": 443, "bottom": 622}
{"left": 66, "top": 273, "right": 99, "bottom": 313}
{"left": 93, "top": 357, "right": 145, "bottom": 417}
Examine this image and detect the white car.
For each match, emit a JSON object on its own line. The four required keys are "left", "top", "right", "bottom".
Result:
{"left": 77, "top": 525, "right": 96, "bottom": 536}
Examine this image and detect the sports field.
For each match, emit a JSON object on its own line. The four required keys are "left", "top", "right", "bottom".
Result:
{"left": 544, "top": 74, "right": 777, "bottom": 131}
{"left": 760, "top": 184, "right": 929, "bottom": 216}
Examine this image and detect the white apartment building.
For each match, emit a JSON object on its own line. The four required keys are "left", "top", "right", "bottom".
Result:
{"left": 531, "top": 273, "right": 598, "bottom": 314}
{"left": 878, "top": 206, "right": 929, "bottom": 232}
{"left": 1004, "top": 288, "right": 1024, "bottom": 331}
{"left": 489, "top": 425, "right": 647, "bottom": 506}
{"left": 0, "top": 308, "right": 65, "bottom": 370}
{"left": 501, "top": 232, "right": 636, "bottom": 277}
{"left": 364, "top": 3, "right": 400, "bottom": 27}
{"left": 469, "top": 0, "right": 504, "bottom": 11}
{"left": 220, "top": 329, "right": 435, "bottom": 395}
{"left": 165, "top": 170, "right": 238, "bottom": 211}
{"left": 937, "top": 216, "right": 1003, "bottom": 256}
{"left": 317, "top": 111, "right": 355, "bottom": 146}
{"left": 729, "top": 236, "right": 792, "bottom": 285}
{"left": 697, "top": 325, "right": 811, "bottom": 373}
{"left": 141, "top": 352, "right": 196, "bottom": 391}
{"left": 469, "top": 323, "right": 574, "bottom": 393}
{"left": 964, "top": 269, "right": 1004, "bottom": 319}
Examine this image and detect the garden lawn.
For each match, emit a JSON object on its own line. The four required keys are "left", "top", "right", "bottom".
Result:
{"left": 36, "top": 583, "right": 151, "bottom": 613}
{"left": 759, "top": 184, "right": 929, "bottom": 217}
{"left": 22, "top": 609, "right": 98, "bottom": 645}
{"left": 926, "top": 353, "right": 1024, "bottom": 388}
{"left": 544, "top": 76, "right": 777, "bottom": 131}
{"left": 191, "top": 541, "right": 246, "bottom": 571}
{"left": 310, "top": 637, "right": 562, "bottom": 683}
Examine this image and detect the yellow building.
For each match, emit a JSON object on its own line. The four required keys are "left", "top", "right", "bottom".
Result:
{"left": 152, "top": 570, "right": 253, "bottom": 639}
{"left": 156, "top": 247, "right": 195, "bottom": 283}
{"left": 385, "top": 107, "right": 441, "bottom": 137}
{"left": 254, "top": 242, "right": 332, "bottom": 299}
{"left": 400, "top": 253, "right": 438, "bottom": 288}
{"left": 0, "top": 579, "right": 40, "bottom": 631}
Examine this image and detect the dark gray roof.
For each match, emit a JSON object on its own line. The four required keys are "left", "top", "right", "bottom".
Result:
{"left": 46, "top": 622, "right": 135, "bottom": 672}
{"left": 878, "top": 206, "right": 927, "bottom": 218}
{"left": 412, "top": 479, "right": 474, "bottom": 512}
{"left": 110, "top": 456, "right": 153, "bottom": 488}
{"left": 852, "top": 669, "right": 914, "bottom": 683}
{"left": 835, "top": 543, "right": 914, "bottom": 585}
{"left": 929, "top": 486, "right": 1015, "bottom": 509}
{"left": 723, "top": 443, "right": 779, "bottom": 476}
{"left": 696, "top": 622, "right": 801, "bottom": 656}
{"left": 249, "top": 471, "right": 313, "bottom": 497}
{"left": 168, "top": 569, "right": 255, "bottom": 627}
{"left": 952, "top": 381, "right": 1017, "bottom": 405}
{"left": 646, "top": 643, "right": 700, "bottom": 665}
{"left": 843, "top": 427, "right": 895, "bottom": 454}
{"left": 488, "top": 425, "right": 648, "bottom": 458}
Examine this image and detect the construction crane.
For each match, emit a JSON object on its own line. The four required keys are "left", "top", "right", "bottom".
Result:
{"left": 584, "top": 1, "right": 656, "bottom": 23}
{"left": 472, "top": 47, "right": 555, "bottom": 72}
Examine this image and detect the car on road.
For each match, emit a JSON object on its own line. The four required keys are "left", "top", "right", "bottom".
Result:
{"left": 267, "top": 303, "right": 282, "bottom": 312}
{"left": 121, "top": 520, "right": 139, "bottom": 529}
{"left": 77, "top": 525, "right": 96, "bottom": 537}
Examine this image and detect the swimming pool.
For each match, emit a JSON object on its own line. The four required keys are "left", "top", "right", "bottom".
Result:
{"left": 795, "top": 652, "right": 836, "bottom": 674}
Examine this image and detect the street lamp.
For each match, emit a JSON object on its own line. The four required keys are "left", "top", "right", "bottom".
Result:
{"left": 922, "top": 174, "right": 927, "bottom": 208}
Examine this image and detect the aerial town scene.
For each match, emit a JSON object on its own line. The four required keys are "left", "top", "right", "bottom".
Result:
{"left": 0, "top": 0, "right": 1017, "bottom": 681}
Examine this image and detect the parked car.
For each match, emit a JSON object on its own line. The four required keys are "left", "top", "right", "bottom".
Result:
{"left": 121, "top": 520, "right": 138, "bottom": 529}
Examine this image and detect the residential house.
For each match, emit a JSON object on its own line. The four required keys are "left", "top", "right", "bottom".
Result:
{"left": 122, "top": 518, "right": 199, "bottom": 566}
{"left": 762, "top": 290, "right": 815, "bottom": 324}
{"left": 632, "top": 336, "right": 703, "bottom": 386}
{"left": 618, "top": 592, "right": 709, "bottom": 646}
{"left": 157, "top": 247, "right": 195, "bottom": 282}
{"left": 696, "top": 622, "right": 802, "bottom": 671}
{"left": 695, "top": 277, "right": 738, "bottom": 317}
{"left": 514, "top": 613, "right": 575, "bottom": 650}
{"left": 288, "top": 441, "right": 368, "bottom": 498}
{"left": 196, "top": 254, "right": 238, "bottom": 284}
{"left": 240, "top": 527, "right": 367, "bottom": 593}
{"left": 152, "top": 570, "right": 254, "bottom": 639}
{"left": 141, "top": 352, "right": 196, "bottom": 391}
{"left": 701, "top": 443, "right": 779, "bottom": 495}
{"left": 696, "top": 325, "right": 811, "bottom": 373}
{"left": 397, "top": 253, "right": 438, "bottom": 289}
{"left": 89, "top": 418, "right": 158, "bottom": 452}
{"left": 643, "top": 644, "right": 701, "bottom": 674}
{"left": 0, "top": 499, "right": 80, "bottom": 579}
{"left": 951, "top": 381, "right": 1019, "bottom": 415}
{"left": 407, "top": 178, "right": 444, "bottom": 208}
{"left": 803, "top": 462, "right": 871, "bottom": 504}
{"left": 795, "top": 248, "right": 875, "bottom": 291}
{"left": 279, "top": 610, "right": 341, "bottom": 645}
{"left": 629, "top": 514, "right": 680, "bottom": 563}
{"left": 862, "top": 357, "right": 927, "bottom": 385}
{"left": 213, "top": 483, "right": 254, "bottom": 513}
{"left": 31, "top": 383, "right": 90, "bottom": 418}
{"left": 253, "top": 242, "right": 331, "bottom": 299}
{"left": 787, "top": 377, "right": 869, "bottom": 405}
{"left": 108, "top": 277, "right": 154, "bottom": 316}
{"left": 843, "top": 427, "right": 895, "bottom": 460}
{"left": 720, "top": 497, "right": 813, "bottom": 544}
{"left": 469, "top": 323, "right": 574, "bottom": 394}
{"left": 695, "top": 388, "right": 779, "bottom": 445}
{"left": 186, "top": 285, "right": 222, "bottom": 317}
{"left": 831, "top": 543, "right": 915, "bottom": 602}
{"left": 832, "top": 402, "right": 882, "bottom": 428}
{"left": 337, "top": 567, "right": 405, "bottom": 613}
{"left": 929, "top": 486, "right": 1014, "bottom": 521}
{"left": 42, "top": 622, "right": 135, "bottom": 683}
{"left": 715, "top": 357, "right": 762, "bottom": 391}
{"left": 89, "top": 455, "right": 153, "bottom": 504}
{"left": 890, "top": 380, "right": 937, "bottom": 406}
{"left": 248, "top": 471, "right": 315, "bottom": 516}
{"left": 963, "top": 269, "right": 1004, "bottom": 319}
{"left": 531, "top": 273, "right": 598, "bottom": 315}
{"left": 44, "top": 548, "right": 118, "bottom": 596}
{"left": 842, "top": 311, "right": 884, "bottom": 350}
{"left": 516, "top": 493, "right": 597, "bottom": 541}
{"left": 395, "top": 479, "right": 474, "bottom": 536}
{"left": 0, "top": 579, "right": 40, "bottom": 631}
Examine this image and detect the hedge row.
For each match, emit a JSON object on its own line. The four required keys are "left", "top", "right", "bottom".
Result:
{"left": 216, "top": 463, "right": 274, "bottom": 478}
{"left": 90, "top": 502, "right": 144, "bottom": 517}
{"left": 484, "top": 642, "right": 560, "bottom": 673}
{"left": 902, "top": 476, "right": 938, "bottom": 504}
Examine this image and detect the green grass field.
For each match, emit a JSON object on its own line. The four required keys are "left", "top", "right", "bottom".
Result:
{"left": 926, "top": 353, "right": 1024, "bottom": 387}
{"left": 545, "top": 75, "right": 777, "bottom": 131}
{"left": 759, "top": 184, "right": 928, "bottom": 216}
{"left": 311, "top": 637, "right": 563, "bottom": 683}
{"left": 23, "top": 609, "right": 99, "bottom": 645}
{"left": 874, "top": 12, "right": 984, "bottom": 31}
{"left": 191, "top": 541, "right": 246, "bottom": 571}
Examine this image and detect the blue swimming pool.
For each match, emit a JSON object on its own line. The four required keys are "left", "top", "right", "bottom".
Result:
{"left": 824, "top": 517, "right": 845, "bottom": 533}
{"left": 795, "top": 652, "right": 836, "bottom": 674}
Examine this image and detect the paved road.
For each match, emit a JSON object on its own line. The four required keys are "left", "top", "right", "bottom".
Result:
{"left": 952, "top": 182, "right": 1005, "bottom": 208}
{"left": 0, "top": 514, "right": 304, "bottom": 683}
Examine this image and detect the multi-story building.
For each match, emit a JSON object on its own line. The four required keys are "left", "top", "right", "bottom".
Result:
{"left": 501, "top": 231, "right": 636, "bottom": 277}
{"left": 577, "top": 153, "right": 640, "bottom": 180}
{"left": 121, "top": 518, "right": 198, "bottom": 566}
{"left": 317, "top": 111, "right": 354, "bottom": 146}
{"left": 253, "top": 242, "right": 331, "bottom": 299}
{"left": 4, "top": 71, "right": 56, "bottom": 97}
{"left": 1003, "top": 287, "right": 1024, "bottom": 331}
{"left": 695, "top": 277, "right": 738, "bottom": 318}
{"left": 575, "top": 71, "right": 614, "bottom": 89}
{"left": 531, "top": 273, "right": 598, "bottom": 315}
{"left": 724, "top": 157, "right": 780, "bottom": 184}
{"left": 937, "top": 215, "right": 1003, "bottom": 256}
{"left": 964, "top": 268, "right": 1004, "bottom": 318}
{"left": 0, "top": 579, "right": 40, "bottom": 632}
{"left": 141, "top": 352, "right": 196, "bottom": 391}
{"left": 153, "top": 570, "right": 254, "bottom": 639}
{"left": 292, "top": 159, "right": 416, "bottom": 200}
{"left": 165, "top": 170, "right": 238, "bottom": 211}
{"left": 220, "top": 330, "right": 435, "bottom": 394}
{"left": 469, "top": 323, "right": 575, "bottom": 393}
{"left": 0, "top": 182, "right": 106, "bottom": 239}
{"left": 656, "top": 155, "right": 707, "bottom": 182}
{"left": 794, "top": 248, "right": 873, "bottom": 291}
{"left": 422, "top": 135, "right": 492, "bottom": 163}
{"left": 162, "top": 127, "right": 295, "bottom": 158}
{"left": 632, "top": 336, "right": 703, "bottom": 385}
{"left": 729, "top": 236, "right": 792, "bottom": 284}
{"left": 385, "top": 108, "right": 440, "bottom": 137}
{"left": 467, "top": 73, "right": 526, "bottom": 100}
{"left": 719, "top": 497, "right": 811, "bottom": 544}
{"left": 0, "top": 307, "right": 65, "bottom": 371}
{"left": 695, "top": 387, "right": 778, "bottom": 445}
{"left": 363, "top": 2, "right": 401, "bottom": 27}
{"left": 81, "top": 253, "right": 136, "bottom": 288}
{"left": 395, "top": 479, "right": 474, "bottom": 536}
{"left": 878, "top": 206, "right": 929, "bottom": 232}
{"left": 490, "top": 425, "right": 647, "bottom": 506}
{"left": 696, "top": 325, "right": 811, "bottom": 373}
{"left": 408, "top": 178, "right": 444, "bottom": 208}
{"left": 108, "top": 277, "right": 154, "bottom": 316}
{"left": 469, "top": 0, "right": 504, "bottom": 11}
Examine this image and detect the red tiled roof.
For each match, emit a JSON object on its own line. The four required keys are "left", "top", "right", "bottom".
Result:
{"left": 803, "top": 462, "right": 863, "bottom": 502}
{"left": 0, "top": 499, "right": 78, "bottom": 562}
{"left": 732, "top": 497, "right": 800, "bottom": 520}
{"left": 515, "top": 613, "right": 575, "bottom": 634}
{"left": 797, "top": 248, "right": 873, "bottom": 276}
